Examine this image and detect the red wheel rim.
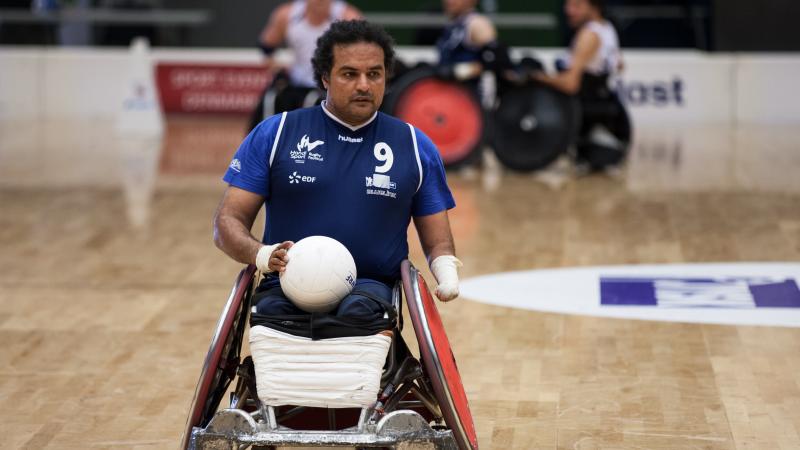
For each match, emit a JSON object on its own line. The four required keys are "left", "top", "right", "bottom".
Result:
{"left": 394, "top": 79, "right": 482, "bottom": 165}
{"left": 403, "top": 261, "right": 479, "bottom": 450}
{"left": 182, "top": 265, "right": 256, "bottom": 449}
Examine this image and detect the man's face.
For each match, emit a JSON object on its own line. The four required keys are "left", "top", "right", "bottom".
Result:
{"left": 443, "top": 0, "right": 475, "bottom": 18}
{"left": 564, "top": 0, "right": 592, "bottom": 28}
{"left": 322, "top": 42, "right": 386, "bottom": 126}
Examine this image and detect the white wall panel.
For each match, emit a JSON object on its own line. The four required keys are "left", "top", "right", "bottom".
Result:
{"left": 0, "top": 46, "right": 797, "bottom": 124}
{"left": 735, "top": 54, "right": 800, "bottom": 124}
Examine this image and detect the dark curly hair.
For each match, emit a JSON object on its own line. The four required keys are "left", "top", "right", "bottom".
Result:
{"left": 311, "top": 20, "right": 396, "bottom": 91}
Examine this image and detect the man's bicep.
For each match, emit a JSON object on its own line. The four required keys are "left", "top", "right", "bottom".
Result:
{"left": 410, "top": 129, "right": 456, "bottom": 216}
{"left": 549, "top": 30, "right": 600, "bottom": 94}
{"left": 469, "top": 15, "right": 497, "bottom": 46}
{"left": 570, "top": 29, "right": 601, "bottom": 72}
{"left": 217, "top": 186, "right": 265, "bottom": 229}
{"left": 224, "top": 115, "right": 281, "bottom": 197}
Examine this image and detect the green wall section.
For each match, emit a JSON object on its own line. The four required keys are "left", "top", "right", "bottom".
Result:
{"left": 350, "top": 0, "right": 559, "bottom": 13}
{"left": 351, "top": 0, "right": 561, "bottom": 46}
{"left": 380, "top": 28, "right": 558, "bottom": 47}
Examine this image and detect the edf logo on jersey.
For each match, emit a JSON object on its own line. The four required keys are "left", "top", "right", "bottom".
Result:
{"left": 289, "top": 171, "right": 316, "bottom": 184}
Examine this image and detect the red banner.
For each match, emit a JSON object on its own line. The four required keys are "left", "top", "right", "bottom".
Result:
{"left": 156, "top": 63, "right": 271, "bottom": 114}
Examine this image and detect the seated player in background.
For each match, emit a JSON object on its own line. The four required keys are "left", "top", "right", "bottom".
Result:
{"left": 248, "top": 0, "right": 362, "bottom": 131}
{"left": 533, "top": 0, "right": 623, "bottom": 95}
{"left": 534, "top": 0, "right": 631, "bottom": 174}
{"left": 215, "top": 20, "right": 463, "bottom": 325}
{"left": 436, "top": 0, "right": 501, "bottom": 87}
{"left": 435, "top": 0, "right": 517, "bottom": 177}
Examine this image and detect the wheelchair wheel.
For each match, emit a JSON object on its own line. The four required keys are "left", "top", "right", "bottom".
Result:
{"left": 383, "top": 67, "right": 485, "bottom": 169}
{"left": 181, "top": 265, "right": 258, "bottom": 450}
{"left": 248, "top": 73, "right": 323, "bottom": 132}
{"left": 401, "top": 260, "right": 479, "bottom": 450}
{"left": 491, "top": 83, "right": 575, "bottom": 172}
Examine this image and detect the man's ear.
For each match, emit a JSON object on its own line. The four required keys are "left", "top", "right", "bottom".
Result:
{"left": 322, "top": 73, "right": 330, "bottom": 90}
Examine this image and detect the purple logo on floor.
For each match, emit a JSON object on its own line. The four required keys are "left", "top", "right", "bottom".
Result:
{"left": 600, "top": 277, "right": 800, "bottom": 308}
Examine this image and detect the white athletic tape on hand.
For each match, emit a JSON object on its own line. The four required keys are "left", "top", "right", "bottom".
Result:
{"left": 255, "top": 243, "right": 280, "bottom": 273}
{"left": 431, "top": 255, "right": 463, "bottom": 302}
{"left": 453, "top": 62, "right": 476, "bottom": 81}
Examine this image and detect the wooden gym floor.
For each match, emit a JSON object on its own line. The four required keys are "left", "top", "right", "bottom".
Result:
{"left": 0, "top": 116, "right": 798, "bottom": 449}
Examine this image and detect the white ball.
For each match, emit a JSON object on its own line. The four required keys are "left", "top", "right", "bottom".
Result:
{"left": 280, "top": 236, "right": 357, "bottom": 313}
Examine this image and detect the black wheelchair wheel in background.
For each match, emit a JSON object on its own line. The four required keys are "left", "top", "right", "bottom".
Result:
{"left": 491, "top": 83, "right": 577, "bottom": 172}
{"left": 382, "top": 66, "right": 486, "bottom": 170}
{"left": 248, "top": 72, "right": 323, "bottom": 133}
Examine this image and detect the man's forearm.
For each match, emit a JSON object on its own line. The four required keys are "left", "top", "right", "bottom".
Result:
{"left": 213, "top": 213, "right": 263, "bottom": 266}
{"left": 413, "top": 211, "right": 457, "bottom": 264}
{"left": 426, "top": 241, "right": 456, "bottom": 265}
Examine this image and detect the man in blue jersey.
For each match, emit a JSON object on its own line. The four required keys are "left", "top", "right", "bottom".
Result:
{"left": 437, "top": 0, "right": 500, "bottom": 85}
{"left": 214, "top": 20, "right": 462, "bottom": 321}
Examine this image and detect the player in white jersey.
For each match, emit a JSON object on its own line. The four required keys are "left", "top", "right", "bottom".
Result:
{"left": 534, "top": 0, "right": 622, "bottom": 94}
{"left": 258, "top": 0, "right": 361, "bottom": 88}
{"left": 532, "top": 0, "right": 631, "bottom": 172}
{"left": 249, "top": 0, "right": 362, "bottom": 131}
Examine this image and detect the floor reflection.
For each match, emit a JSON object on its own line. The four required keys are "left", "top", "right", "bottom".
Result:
{"left": 0, "top": 119, "right": 162, "bottom": 230}
{"left": 160, "top": 115, "right": 248, "bottom": 176}
{"left": 627, "top": 124, "right": 800, "bottom": 193}
{"left": 1, "top": 118, "right": 799, "bottom": 274}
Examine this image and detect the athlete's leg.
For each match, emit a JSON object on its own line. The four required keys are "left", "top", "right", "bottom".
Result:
{"left": 253, "top": 277, "right": 306, "bottom": 315}
{"left": 336, "top": 279, "right": 392, "bottom": 319}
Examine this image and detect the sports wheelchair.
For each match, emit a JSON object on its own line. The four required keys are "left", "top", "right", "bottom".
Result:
{"left": 181, "top": 260, "right": 478, "bottom": 450}
{"left": 382, "top": 58, "right": 631, "bottom": 173}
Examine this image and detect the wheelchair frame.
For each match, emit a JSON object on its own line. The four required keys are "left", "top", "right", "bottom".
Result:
{"left": 181, "top": 260, "right": 478, "bottom": 450}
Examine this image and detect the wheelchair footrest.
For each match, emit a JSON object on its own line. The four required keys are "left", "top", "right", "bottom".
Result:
{"left": 191, "top": 408, "right": 458, "bottom": 449}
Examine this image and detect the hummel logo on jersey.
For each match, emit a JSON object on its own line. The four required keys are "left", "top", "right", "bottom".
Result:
{"left": 229, "top": 158, "right": 241, "bottom": 172}
{"left": 289, "top": 171, "right": 316, "bottom": 184}
{"left": 338, "top": 134, "right": 363, "bottom": 143}
{"left": 291, "top": 135, "right": 325, "bottom": 163}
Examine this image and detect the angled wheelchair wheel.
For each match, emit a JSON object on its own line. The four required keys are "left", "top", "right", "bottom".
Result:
{"left": 181, "top": 265, "right": 258, "bottom": 450}
{"left": 401, "top": 260, "right": 479, "bottom": 450}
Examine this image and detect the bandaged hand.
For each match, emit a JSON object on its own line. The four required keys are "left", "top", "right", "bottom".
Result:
{"left": 430, "top": 255, "right": 463, "bottom": 302}
{"left": 255, "top": 241, "right": 293, "bottom": 273}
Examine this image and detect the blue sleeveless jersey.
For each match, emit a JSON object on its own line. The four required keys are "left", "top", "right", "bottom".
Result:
{"left": 223, "top": 104, "right": 455, "bottom": 283}
{"left": 437, "top": 13, "right": 482, "bottom": 65}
